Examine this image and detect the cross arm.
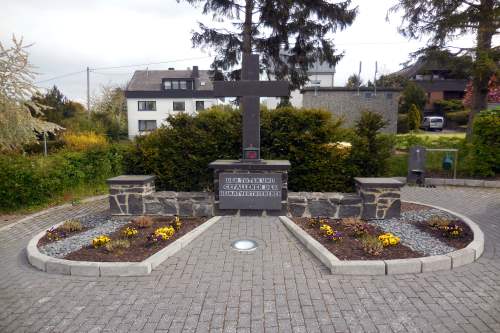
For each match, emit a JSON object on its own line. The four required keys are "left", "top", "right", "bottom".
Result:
{"left": 213, "top": 81, "right": 289, "bottom": 97}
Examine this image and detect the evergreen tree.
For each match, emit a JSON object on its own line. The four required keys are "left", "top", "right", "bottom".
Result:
{"left": 31, "top": 86, "right": 84, "bottom": 124}
{"left": 399, "top": 82, "right": 427, "bottom": 114}
{"left": 181, "top": 0, "right": 357, "bottom": 91}
{"left": 345, "top": 73, "right": 362, "bottom": 88}
{"left": 407, "top": 104, "right": 421, "bottom": 131}
{"left": 390, "top": 0, "right": 499, "bottom": 138}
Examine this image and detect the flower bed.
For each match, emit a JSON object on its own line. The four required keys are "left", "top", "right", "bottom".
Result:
{"left": 293, "top": 217, "right": 422, "bottom": 260}
{"left": 38, "top": 219, "right": 88, "bottom": 246}
{"left": 292, "top": 202, "right": 473, "bottom": 261}
{"left": 59, "top": 216, "right": 206, "bottom": 262}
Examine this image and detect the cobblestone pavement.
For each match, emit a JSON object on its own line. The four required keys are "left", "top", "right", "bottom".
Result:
{"left": 0, "top": 187, "right": 499, "bottom": 333}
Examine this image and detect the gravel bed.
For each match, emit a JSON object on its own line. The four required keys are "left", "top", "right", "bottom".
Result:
{"left": 39, "top": 213, "right": 130, "bottom": 258}
{"left": 367, "top": 209, "right": 457, "bottom": 256}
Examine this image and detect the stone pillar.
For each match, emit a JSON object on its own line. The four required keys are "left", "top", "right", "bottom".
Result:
{"left": 107, "top": 175, "right": 155, "bottom": 215}
{"left": 355, "top": 177, "right": 403, "bottom": 220}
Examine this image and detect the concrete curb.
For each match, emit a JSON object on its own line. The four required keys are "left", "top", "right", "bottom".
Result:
{"left": 393, "top": 177, "right": 500, "bottom": 188}
{"left": 26, "top": 216, "right": 221, "bottom": 277}
{"left": 279, "top": 201, "right": 484, "bottom": 275}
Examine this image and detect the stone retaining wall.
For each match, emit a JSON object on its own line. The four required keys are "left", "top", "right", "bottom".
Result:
{"left": 107, "top": 175, "right": 403, "bottom": 219}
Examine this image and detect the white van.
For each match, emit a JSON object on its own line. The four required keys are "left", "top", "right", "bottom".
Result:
{"left": 421, "top": 116, "right": 444, "bottom": 131}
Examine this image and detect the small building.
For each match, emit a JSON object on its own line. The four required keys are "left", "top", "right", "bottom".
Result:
{"left": 125, "top": 66, "right": 219, "bottom": 138}
{"left": 302, "top": 87, "right": 401, "bottom": 133}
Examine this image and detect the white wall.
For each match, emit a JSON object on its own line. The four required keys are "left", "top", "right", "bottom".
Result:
{"left": 127, "top": 98, "right": 218, "bottom": 138}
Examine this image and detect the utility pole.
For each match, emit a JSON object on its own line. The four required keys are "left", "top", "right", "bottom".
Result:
{"left": 357, "top": 61, "right": 362, "bottom": 96}
{"left": 86, "top": 66, "right": 90, "bottom": 118}
{"left": 374, "top": 61, "right": 378, "bottom": 96}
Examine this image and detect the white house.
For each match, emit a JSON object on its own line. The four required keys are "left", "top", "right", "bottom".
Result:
{"left": 125, "top": 66, "right": 219, "bottom": 138}
{"left": 261, "top": 61, "right": 336, "bottom": 109}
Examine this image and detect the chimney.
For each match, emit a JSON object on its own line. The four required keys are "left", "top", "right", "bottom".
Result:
{"left": 192, "top": 66, "right": 199, "bottom": 78}
{"left": 168, "top": 67, "right": 175, "bottom": 70}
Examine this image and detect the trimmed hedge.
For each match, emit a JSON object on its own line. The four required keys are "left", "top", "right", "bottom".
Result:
{"left": 467, "top": 109, "right": 500, "bottom": 177}
{"left": 124, "top": 107, "right": 393, "bottom": 193}
{"left": 0, "top": 145, "right": 125, "bottom": 211}
{"left": 445, "top": 110, "right": 469, "bottom": 126}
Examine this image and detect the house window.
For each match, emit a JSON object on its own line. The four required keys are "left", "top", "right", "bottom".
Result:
{"left": 138, "top": 120, "right": 157, "bottom": 132}
{"left": 173, "top": 101, "right": 185, "bottom": 111}
{"left": 195, "top": 101, "right": 205, "bottom": 111}
{"left": 385, "top": 92, "right": 393, "bottom": 99}
{"left": 163, "top": 79, "right": 193, "bottom": 90}
{"left": 138, "top": 101, "right": 156, "bottom": 111}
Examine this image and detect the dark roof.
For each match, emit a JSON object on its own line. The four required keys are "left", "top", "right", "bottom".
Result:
{"left": 414, "top": 79, "right": 467, "bottom": 92}
{"left": 126, "top": 69, "right": 213, "bottom": 92}
{"left": 301, "top": 86, "right": 402, "bottom": 93}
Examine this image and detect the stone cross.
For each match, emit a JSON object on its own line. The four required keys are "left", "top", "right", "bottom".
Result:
{"left": 213, "top": 54, "right": 289, "bottom": 161}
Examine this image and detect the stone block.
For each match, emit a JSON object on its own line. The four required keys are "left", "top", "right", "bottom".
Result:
{"left": 109, "top": 196, "right": 122, "bottom": 215}
{"left": 444, "top": 178, "right": 465, "bottom": 186}
{"left": 338, "top": 205, "right": 361, "bottom": 218}
{"left": 379, "top": 192, "right": 400, "bottom": 198}
{"left": 420, "top": 255, "right": 451, "bottom": 272}
{"left": 158, "top": 198, "right": 177, "bottom": 215}
{"left": 385, "top": 199, "right": 401, "bottom": 219}
{"left": 484, "top": 180, "right": 500, "bottom": 188}
{"left": 308, "top": 199, "right": 337, "bottom": 217}
{"left": 360, "top": 193, "right": 376, "bottom": 203}
{"left": 145, "top": 202, "right": 163, "bottom": 215}
{"left": 287, "top": 195, "right": 306, "bottom": 204}
{"left": 46, "top": 259, "right": 71, "bottom": 275}
{"left": 385, "top": 258, "right": 421, "bottom": 275}
{"left": 178, "top": 201, "right": 194, "bottom": 216}
{"left": 70, "top": 262, "right": 100, "bottom": 276}
{"left": 339, "top": 194, "right": 362, "bottom": 205}
{"left": 27, "top": 242, "right": 47, "bottom": 272}
{"left": 361, "top": 204, "right": 376, "bottom": 219}
{"left": 447, "top": 248, "right": 476, "bottom": 268}
{"left": 117, "top": 194, "right": 127, "bottom": 204}
{"left": 464, "top": 179, "right": 485, "bottom": 187}
{"left": 193, "top": 203, "right": 213, "bottom": 217}
{"left": 330, "top": 261, "right": 386, "bottom": 275}
{"left": 128, "top": 194, "right": 144, "bottom": 215}
{"left": 288, "top": 203, "right": 306, "bottom": 217}
{"left": 467, "top": 240, "right": 484, "bottom": 260}
{"left": 99, "top": 262, "right": 151, "bottom": 276}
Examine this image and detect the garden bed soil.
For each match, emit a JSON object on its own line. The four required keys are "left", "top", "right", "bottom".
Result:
{"left": 293, "top": 218, "right": 423, "bottom": 260}
{"left": 38, "top": 226, "right": 89, "bottom": 247}
{"left": 401, "top": 202, "right": 431, "bottom": 212}
{"left": 400, "top": 202, "right": 472, "bottom": 250}
{"left": 64, "top": 217, "right": 206, "bottom": 262}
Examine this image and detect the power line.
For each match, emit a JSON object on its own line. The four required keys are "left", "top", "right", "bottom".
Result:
{"left": 91, "top": 56, "right": 212, "bottom": 70}
{"left": 35, "top": 70, "right": 85, "bottom": 84}
{"left": 34, "top": 55, "right": 212, "bottom": 84}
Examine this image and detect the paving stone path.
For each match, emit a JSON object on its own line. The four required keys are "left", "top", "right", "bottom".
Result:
{"left": 0, "top": 186, "right": 499, "bottom": 332}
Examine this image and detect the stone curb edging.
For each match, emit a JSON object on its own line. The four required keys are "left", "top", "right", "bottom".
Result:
{"left": 0, "top": 194, "right": 109, "bottom": 233}
{"left": 393, "top": 177, "right": 500, "bottom": 188}
{"left": 279, "top": 202, "right": 484, "bottom": 275}
{"left": 27, "top": 216, "right": 221, "bottom": 277}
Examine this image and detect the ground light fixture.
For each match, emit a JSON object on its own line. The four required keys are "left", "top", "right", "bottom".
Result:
{"left": 231, "top": 239, "right": 258, "bottom": 252}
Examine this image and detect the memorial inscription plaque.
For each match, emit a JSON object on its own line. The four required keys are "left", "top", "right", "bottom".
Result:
{"left": 219, "top": 173, "right": 282, "bottom": 210}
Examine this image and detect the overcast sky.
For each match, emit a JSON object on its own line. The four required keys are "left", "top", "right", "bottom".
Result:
{"left": 2, "top": 0, "right": 480, "bottom": 103}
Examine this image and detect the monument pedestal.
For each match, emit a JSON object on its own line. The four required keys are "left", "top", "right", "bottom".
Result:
{"left": 209, "top": 159, "right": 290, "bottom": 216}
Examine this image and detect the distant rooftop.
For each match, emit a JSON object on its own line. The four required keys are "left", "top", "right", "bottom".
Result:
{"left": 126, "top": 68, "right": 213, "bottom": 92}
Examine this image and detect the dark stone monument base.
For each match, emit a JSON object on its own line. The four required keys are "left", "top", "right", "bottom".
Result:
{"left": 355, "top": 177, "right": 404, "bottom": 219}
{"left": 209, "top": 159, "right": 291, "bottom": 213}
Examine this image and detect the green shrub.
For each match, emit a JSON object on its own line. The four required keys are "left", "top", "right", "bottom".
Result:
{"left": 407, "top": 104, "right": 422, "bottom": 131}
{"left": 467, "top": 109, "right": 500, "bottom": 177}
{"left": 124, "top": 107, "right": 393, "bottom": 192}
{"left": 0, "top": 145, "right": 125, "bottom": 211}
{"left": 433, "top": 99, "right": 465, "bottom": 115}
{"left": 349, "top": 111, "right": 394, "bottom": 177}
{"left": 445, "top": 110, "right": 469, "bottom": 126}
{"left": 397, "top": 114, "right": 409, "bottom": 133}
